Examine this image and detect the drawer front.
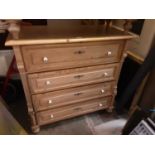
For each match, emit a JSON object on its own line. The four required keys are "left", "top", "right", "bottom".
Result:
{"left": 22, "top": 41, "right": 124, "bottom": 72}
{"left": 28, "top": 63, "right": 119, "bottom": 94}
{"left": 32, "top": 82, "right": 114, "bottom": 111}
{"left": 36, "top": 97, "right": 112, "bottom": 125}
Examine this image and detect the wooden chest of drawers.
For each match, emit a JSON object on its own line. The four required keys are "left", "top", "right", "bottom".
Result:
{"left": 5, "top": 23, "right": 134, "bottom": 133}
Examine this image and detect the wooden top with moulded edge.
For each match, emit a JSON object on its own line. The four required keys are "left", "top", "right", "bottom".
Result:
{"left": 5, "top": 20, "right": 136, "bottom": 46}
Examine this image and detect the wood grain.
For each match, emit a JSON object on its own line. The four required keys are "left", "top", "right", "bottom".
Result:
{"left": 5, "top": 25, "right": 134, "bottom": 46}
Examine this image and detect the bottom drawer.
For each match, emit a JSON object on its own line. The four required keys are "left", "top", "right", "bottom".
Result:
{"left": 36, "top": 97, "right": 112, "bottom": 125}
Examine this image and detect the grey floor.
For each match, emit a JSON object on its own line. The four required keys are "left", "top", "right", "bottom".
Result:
{"left": 37, "top": 111, "right": 127, "bottom": 135}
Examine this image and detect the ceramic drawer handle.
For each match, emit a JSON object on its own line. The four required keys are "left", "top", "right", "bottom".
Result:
{"left": 48, "top": 100, "right": 53, "bottom": 104}
{"left": 99, "top": 103, "right": 103, "bottom": 107}
{"left": 74, "top": 75, "right": 84, "bottom": 79}
{"left": 104, "top": 72, "right": 108, "bottom": 76}
{"left": 101, "top": 89, "right": 105, "bottom": 93}
{"left": 99, "top": 102, "right": 107, "bottom": 107}
{"left": 101, "top": 101, "right": 107, "bottom": 105}
{"left": 107, "top": 51, "right": 112, "bottom": 56}
{"left": 43, "top": 56, "right": 48, "bottom": 63}
{"left": 74, "top": 50, "right": 85, "bottom": 54}
{"left": 50, "top": 114, "right": 54, "bottom": 119}
{"left": 46, "top": 81, "right": 51, "bottom": 85}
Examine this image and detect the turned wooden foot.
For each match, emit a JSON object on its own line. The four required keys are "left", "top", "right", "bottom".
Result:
{"left": 31, "top": 125, "right": 40, "bottom": 134}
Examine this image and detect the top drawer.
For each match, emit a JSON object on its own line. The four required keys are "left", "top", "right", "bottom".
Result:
{"left": 21, "top": 41, "right": 124, "bottom": 72}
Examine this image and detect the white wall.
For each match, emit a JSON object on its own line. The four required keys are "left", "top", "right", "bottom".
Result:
{"left": 136, "top": 20, "right": 155, "bottom": 57}
{"left": 114, "top": 19, "right": 155, "bottom": 58}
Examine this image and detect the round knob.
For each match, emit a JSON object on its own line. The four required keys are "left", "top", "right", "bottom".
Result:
{"left": 48, "top": 100, "right": 53, "bottom": 104}
{"left": 50, "top": 114, "right": 54, "bottom": 118}
{"left": 101, "top": 89, "right": 105, "bottom": 93}
{"left": 43, "top": 57, "right": 48, "bottom": 63}
{"left": 107, "top": 51, "right": 112, "bottom": 56}
{"left": 46, "top": 81, "right": 51, "bottom": 85}
{"left": 99, "top": 103, "right": 103, "bottom": 107}
{"left": 104, "top": 72, "right": 108, "bottom": 76}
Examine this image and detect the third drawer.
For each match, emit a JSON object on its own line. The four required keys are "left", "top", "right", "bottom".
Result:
{"left": 32, "top": 82, "right": 114, "bottom": 111}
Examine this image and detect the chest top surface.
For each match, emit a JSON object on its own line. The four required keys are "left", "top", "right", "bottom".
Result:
{"left": 5, "top": 25, "right": 135, "bottom": 46}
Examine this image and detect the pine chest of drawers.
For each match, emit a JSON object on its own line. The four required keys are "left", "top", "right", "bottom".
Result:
{"left": 5, "top": 23, "right": 134, "bottom": 133}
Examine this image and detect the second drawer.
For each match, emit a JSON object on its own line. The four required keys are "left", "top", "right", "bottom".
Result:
{"left": 32, "top": 82, "right": 114, "bottom": 111}
{"left": 28, "top": 63, "right": 119, "bottom": 94}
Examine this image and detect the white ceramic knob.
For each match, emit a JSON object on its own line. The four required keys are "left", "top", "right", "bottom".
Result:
{"left": 104, "top": 72, "right": 108, "bottom": 76}
{"left": 50, "top": 114, "right": 54, "bottom": 118}
{"left": 101, "top": 89, "right": 105, "bottom": 93}
{"left": 99, "top": 103, "right": 103, "bottom": 107}
{"left": 107, "top": 51, "right": 112, "bottom": 56}
{"left": 48, "top": 100, "right": 53, "bottom": 104}
{"left": 46, "top": 81, "right": 51, "bottom": 85}
{"left": 43, "top": 57, "right": 48, "bottom": 63}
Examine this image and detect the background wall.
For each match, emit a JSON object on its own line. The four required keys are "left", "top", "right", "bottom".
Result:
{"left": 114, "top": 19, "right": 155, "bottom": 58}
{"left": 136, "top": 20, "right": 155, "bottom": 57}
